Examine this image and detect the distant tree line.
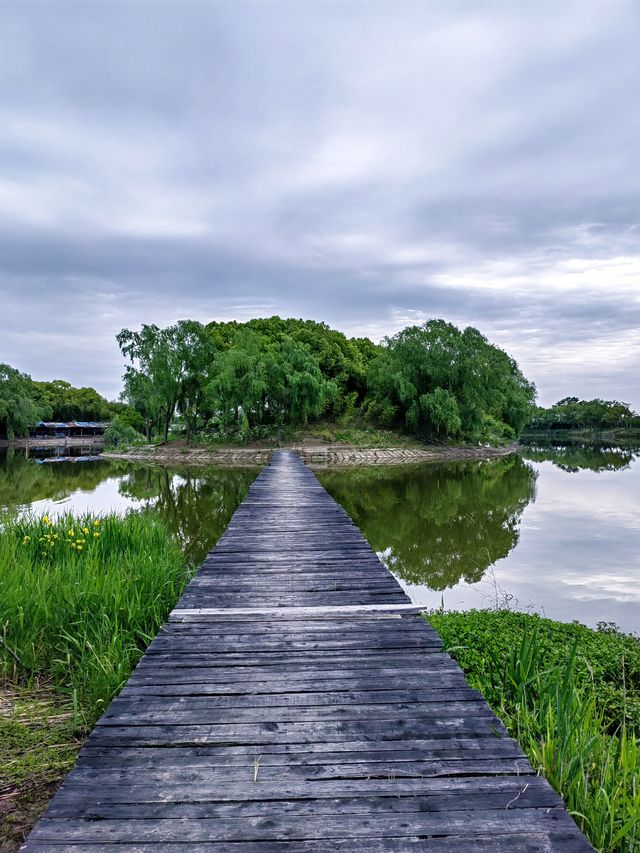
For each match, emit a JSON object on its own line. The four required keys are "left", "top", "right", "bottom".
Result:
{"left": 0, "top": 364, "right": 137, "bottom": 441}
{"left": 116, "top": 316, "right": 537, "bottom": 444}
{"left": 526, "top": 398, "right": 640, "bottom": 432}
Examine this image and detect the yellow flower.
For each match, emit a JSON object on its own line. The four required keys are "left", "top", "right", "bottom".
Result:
{"left": 77, "top": 545, "right": 83, "bottom": 552}
{"left": 23, "top": 535, "right": 31, "bottom": 544}
{"left": 76, "top": 539, "right": 84, "bottom": 546}
{"left": 93, "top": 520, "right": 101, "bottom": 526}
{"left": 42, "top": 515, "right": 50, "bottom": 525}
{"left": 82, "top": 527, "right": 89, "bottom": 535}
{"left": 93, "top": 532, "right": 100, "bottom": 539}
{"left": 68, "top": 530, "right": 75, "bottom": 537}
{"left": 70, "top": 542, "right": 76, "bottom": 549}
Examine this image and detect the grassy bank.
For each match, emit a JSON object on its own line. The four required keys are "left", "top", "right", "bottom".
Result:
{"left": 0, "top": 510, "right": 192, "bottom": 849}
{"left": 0, "top": 511, "right": 192, "bottom": 723}
{"left": 429, "top": 610, "right": 640, "bottom": 852}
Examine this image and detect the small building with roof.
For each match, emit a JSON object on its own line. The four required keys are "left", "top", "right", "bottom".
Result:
{"left": 29, "top": 421, "right": 108, "bottom": 439}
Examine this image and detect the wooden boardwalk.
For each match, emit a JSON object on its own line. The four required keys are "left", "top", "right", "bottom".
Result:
{"left": 24, "top": 450, "right": 591, "bottom": 851}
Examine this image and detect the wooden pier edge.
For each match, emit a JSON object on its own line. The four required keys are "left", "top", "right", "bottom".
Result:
{"left": 23, "top": 449, "right": 592, "bottom": 851}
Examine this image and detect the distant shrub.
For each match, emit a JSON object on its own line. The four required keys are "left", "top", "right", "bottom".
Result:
{"left": 103, "top": 417, "right": 143, "bottom": 449}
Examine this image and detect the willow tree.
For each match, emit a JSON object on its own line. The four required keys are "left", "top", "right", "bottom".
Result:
{"left": 206, "top": 330, "right": 333, "bottom": 437}
{"left": 365, "top": 319, "right": 536, "bottom": 441}
{"left": 117, "top": 321, "right": 213, "bottom": 442}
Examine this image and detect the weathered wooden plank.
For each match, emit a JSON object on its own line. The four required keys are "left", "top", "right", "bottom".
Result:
{"left": 19, "top": 834, "right": 593, "bottom": 853}
{"left": 57, "top": 763, "right": 538, "bottom": 792}
{"left": 48, "top": 785, "right": 563, "bottom": 818}
{"left": 106, "top": 687, "right": 486, "bottom": 710}
{"left": 74, "top": 738, "right": 526, "bottom": 767}
{"left": 26, "top": 809, "right": 586, "bottom": 843}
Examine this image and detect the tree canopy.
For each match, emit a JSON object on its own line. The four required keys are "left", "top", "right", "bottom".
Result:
{"left": 30, "top": 379, "right": 112, "bottom": 422}
{"left": 114, "top": 316, "right": 539, "bottom": 443}
{"left": 1, "top": 315, "right": 539, "bottom": 445}
{"left": 365, "top": 320, "right": 536, "bottom": 442}
{"left": 0, "top": 366, "right": 136, "bottom": 440}
{"left": 0, "top": 364, "right": 48, "bottom": 440}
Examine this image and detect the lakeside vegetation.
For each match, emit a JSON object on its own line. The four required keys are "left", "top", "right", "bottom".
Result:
{"left": 0, "top": 510, "right": 196, "bottom": 848}
{"left": 0, "top": 511, "right": 191, "bottom": 722}
{"left": 430, "top": 610, "right": 640, "bottom": 852}
{"left": 5, "top": 325, "right": 640, "bottom": 454}
{"left": 528, "top": 397, "right": 640, "bottom": 432}
{"left": 116, "top": 317, "right": 536, "bottom": 445}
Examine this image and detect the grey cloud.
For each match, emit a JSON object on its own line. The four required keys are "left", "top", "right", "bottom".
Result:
{"left": 0, "top": 0, "right": 639, "bottom": 407}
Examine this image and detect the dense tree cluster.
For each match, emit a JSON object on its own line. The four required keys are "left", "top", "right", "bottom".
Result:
{"left": 30, "top": 379, "right": 113, "bottom": 422}
{"left": 117, "top": 316, "right": 537, "bottom": 444}
{"left": 527, "top": 398, "right": 640, "bottom": 432}
{"left": 365, "top": 320, "right": 536, "bottom": 441}
{"left": 0, "top": 364, "right": 129, "bottom": 440}
{"left": 0, "top": 364, "right": 45, "bottom": 440}
{"left": 0, "top": 316, "right": 539, "bottom": 443}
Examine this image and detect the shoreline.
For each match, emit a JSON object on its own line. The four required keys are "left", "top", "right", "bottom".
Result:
{"left": 102, "top": 442, "right": 519, "bottom": 467}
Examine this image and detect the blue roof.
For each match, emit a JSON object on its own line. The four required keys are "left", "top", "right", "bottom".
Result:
{"left": 36, "top": 421, "right": 107, "bottom": 428}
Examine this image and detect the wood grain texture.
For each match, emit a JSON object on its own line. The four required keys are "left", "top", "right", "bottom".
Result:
{"left": 22, "top": 450, "right": 592, "bottom": 850}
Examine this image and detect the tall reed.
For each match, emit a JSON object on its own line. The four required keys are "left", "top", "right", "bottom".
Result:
{"left": 432, "top": 612, "right": 640, "bottom": 852}
{"left": 0, "top": 511, "right": 191, "bottom": 725}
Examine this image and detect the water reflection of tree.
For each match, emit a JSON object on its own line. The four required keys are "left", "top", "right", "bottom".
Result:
{"left": 521, "top": 442, "right": 638, "bottom": 473}
{"left": 0, "top": 451, "right": 128, "bottom": 509}
{"left": 118, "top": 465, "right": 258, "bottom": 565}
{"left": 318, "top": 456, "right": 537, "bottom": 590}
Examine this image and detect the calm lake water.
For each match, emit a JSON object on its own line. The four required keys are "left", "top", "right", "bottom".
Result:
{"left": 1, "top": 439, "right": 638, "bottom": 633}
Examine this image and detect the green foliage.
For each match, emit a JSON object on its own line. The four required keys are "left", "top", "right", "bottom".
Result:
{"left": 0, "top": 363, "right": 144, "bottom": 442}
{"left": 30, "top": 379, "right": 111, "bottom": 422}
{"left": 118, "top": 320, "right": 215, "bottom": 443}
{"left": 528, "top": 398, "right": 640, "bottom": 432}
{"left": 116, "top": 316, "right": 535, "bottom": 445}
{"left": 105, "top": 406, "right": 145, "bottom": 434}
{"left": 0, "top": 511, "right": 190, "bottom": 724}
{"left": 209, "top": 330, "right": 332, "bottom": 436}
{"left": 103, "top": 417, "right": 144, "bottom": 449}
{"left": 206, "top": 317, "right": 376, "bottom": 421}
{"left": 0, "top": 364, "right": 48, "bottom": 440}
{"left": 429, "top": 611, "right": 640, "bottom": 851}
{"left": 366, "top": 320, "right": 536, "bottom": 441}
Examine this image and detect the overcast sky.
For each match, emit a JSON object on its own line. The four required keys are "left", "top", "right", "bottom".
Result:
{"left": 1, "top": 1, "right": 639, "bottom": 407}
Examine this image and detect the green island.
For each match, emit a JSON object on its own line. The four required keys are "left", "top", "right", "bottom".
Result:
{"left": 2, "top": 316, "right": 640, "bottom": 851}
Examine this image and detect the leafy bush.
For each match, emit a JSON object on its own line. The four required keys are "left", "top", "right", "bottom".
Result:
{"left": 103, "top": 417, "right": 143, "bottom": 449}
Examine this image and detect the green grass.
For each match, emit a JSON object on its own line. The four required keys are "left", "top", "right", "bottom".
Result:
{"left": 292, "top": 422, "right": 426, "bottom": 448}
{"left": 429, "top": 610, "right": 640, "bottom": 852}
{"left": 0, "top": 511, "right": 192, "bottom": 726}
